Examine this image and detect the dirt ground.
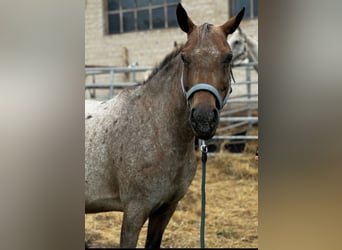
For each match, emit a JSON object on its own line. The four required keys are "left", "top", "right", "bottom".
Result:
{"left": 85, "top": 130, "right": 258, "bottom": 248}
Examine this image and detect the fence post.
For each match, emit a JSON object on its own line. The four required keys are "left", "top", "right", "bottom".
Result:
{"left": 109, "top": 69, "right": 115, "bottom": 98}
{"left": 91, "top": 74, "right": 96, "bottom": 98}
{"left": 246, "top": 64, "right": 253, "bottom": 134}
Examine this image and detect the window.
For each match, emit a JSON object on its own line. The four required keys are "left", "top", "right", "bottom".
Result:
{"left": 229, "top": 0, "right": 258, "bottom": 19}
{"left": 107, "top": 0, "right": 179, "bottom": 34}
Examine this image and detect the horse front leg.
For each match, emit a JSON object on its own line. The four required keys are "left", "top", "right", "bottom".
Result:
{"left": 145, "top": 202, "right": 178, "bottom": 248}
{"left": 120, "top": 201, "right": 150, "bottom": 248}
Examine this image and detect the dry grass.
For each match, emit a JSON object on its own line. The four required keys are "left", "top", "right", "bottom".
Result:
{"left": 85, "top": 136, "right": 258, "bottom": 248}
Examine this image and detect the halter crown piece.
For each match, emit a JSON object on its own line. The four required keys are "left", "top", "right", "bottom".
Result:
{"left": 180, "top": 69, "right": 232, "bottom": 110}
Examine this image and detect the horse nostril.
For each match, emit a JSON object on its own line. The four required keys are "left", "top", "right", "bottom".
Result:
{"left": 190, "top": 108, "right": 196, "bottom": 120}
{"left": 212, "top": 108, "right": 218, "bottom": 122}
{"left": 210, "top": 108, "right": 219, "bottom": 128}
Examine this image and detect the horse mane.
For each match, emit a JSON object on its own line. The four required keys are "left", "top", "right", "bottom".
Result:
{"left": 143, "top": 44, "right": 185, "bottom": 84}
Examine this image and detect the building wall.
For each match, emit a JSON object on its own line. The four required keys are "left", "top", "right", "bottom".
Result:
{"left": 85, "top": 0, "right": 258, "bottom": 76}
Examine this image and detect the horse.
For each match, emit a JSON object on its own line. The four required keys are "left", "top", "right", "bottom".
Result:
{"left": 228, "top": 26, "right": 258, "bottom": 73}
{"left": 85, "top": 3, "right": 245, "bottom": 248}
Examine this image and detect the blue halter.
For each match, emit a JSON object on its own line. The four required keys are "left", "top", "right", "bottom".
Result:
{"left": 180, "top": 70, "right": 231, "bottom": 110}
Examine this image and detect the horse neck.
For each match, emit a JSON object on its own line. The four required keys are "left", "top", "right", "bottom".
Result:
{"left": 238, "top": 31, "right": 258, "bottom": 72}
{"left": 244, "top": 36, "right": 258, "bottom": 61}
{"left": 144, "top": 56, "right": 194, "bottom": 142}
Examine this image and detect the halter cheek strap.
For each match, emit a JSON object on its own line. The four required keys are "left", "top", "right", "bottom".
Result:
{"left": 180, "top": 70, "right": 231, "bottom": 110}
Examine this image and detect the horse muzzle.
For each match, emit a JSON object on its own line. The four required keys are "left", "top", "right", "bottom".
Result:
{"left": 190, "top": 105, "right": 219, "bottom": 140}
{"left": 181, "top": 77, "right": 231, "bottom": 140}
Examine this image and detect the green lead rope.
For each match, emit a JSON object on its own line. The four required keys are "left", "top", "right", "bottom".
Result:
{"left": 200, "top": 140, "right": 208, "bottom": 248}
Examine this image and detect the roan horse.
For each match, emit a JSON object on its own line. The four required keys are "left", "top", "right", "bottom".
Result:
{"left": 228, "top": 26, "right": 258, "bottom": 73}
{"left": 85, "top": 3, "right": 244, "bottom": 248}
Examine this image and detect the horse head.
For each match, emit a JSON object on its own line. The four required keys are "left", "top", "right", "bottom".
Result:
{"left": 229, "top": 27, "right": 248, "bottom": 63}
{"left": 177, "top": 3, "right": 245, "bottom": 140}
{"left": 229, "top": 26, "right": 258, "bottom": 73}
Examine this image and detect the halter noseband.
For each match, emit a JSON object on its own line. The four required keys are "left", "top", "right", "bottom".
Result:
{"left": 180, "top": 70, "right": 232, "bottom": 110}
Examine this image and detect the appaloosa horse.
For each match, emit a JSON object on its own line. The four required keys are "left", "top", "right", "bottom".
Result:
{"left": 85, "top": 3, "right": 244, "bottom": 248}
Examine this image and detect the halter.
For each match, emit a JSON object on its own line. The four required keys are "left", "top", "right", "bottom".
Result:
{"left": 180, "top": 69, "right": 232, "bottom": 110}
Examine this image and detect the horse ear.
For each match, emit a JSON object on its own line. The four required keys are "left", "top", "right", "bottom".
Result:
{"left": 221, "top": 7, "right": 245, "bottom": 36}
{"left": 176, "top": 3, "right": 195, "bottom": 34}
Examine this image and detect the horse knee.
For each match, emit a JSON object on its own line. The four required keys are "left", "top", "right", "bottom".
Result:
{"left": 145, "top": 202, "right": 178, "bottom": 248}
{"left": 120, "top": 204, "right": 150, "bottom": 248}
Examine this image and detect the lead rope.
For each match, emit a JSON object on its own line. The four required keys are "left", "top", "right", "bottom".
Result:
{"left": 200, "top": 139, "right": 208, "bottom": 248}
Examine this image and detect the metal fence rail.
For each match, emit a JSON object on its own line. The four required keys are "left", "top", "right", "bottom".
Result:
{"left": 85, "top": 62, "right": 258, "bottom": 152}
{"left": 85, "top": 65, "right": 153, "bottom": 99}
{"left": 214, "top": 62, "right": 258, "bottom": 141}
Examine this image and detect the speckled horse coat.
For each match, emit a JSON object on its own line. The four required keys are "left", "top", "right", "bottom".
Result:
{"left": 85, "top": 3, "right": 244, "bottom": 248}
{"left": 85, "top": 47, "right": 196, "bottom": 247}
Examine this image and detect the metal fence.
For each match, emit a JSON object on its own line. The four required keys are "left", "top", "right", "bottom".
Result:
{"left": 85, "top": 62, "right": 258, "bottom": 153}
{"left": 214, "top": 62, "right": 258, "bottom": 138}
{"left": 203, "top": 62, "right": 258, "bottom": 153}
{"left": 85, "top": 65, "right": 153, "bottom": 99}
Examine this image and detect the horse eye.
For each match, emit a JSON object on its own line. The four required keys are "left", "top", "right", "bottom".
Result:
{"left": 181, "top": 53, "right": 189, "bottom": 64}
{"left": 223, "top": 54, "right": 233, "bottom": 64}
{"left": 233, "top": 40, "right": 241, "bottom": 46}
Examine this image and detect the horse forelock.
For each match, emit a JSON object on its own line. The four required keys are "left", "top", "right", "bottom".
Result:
{"left": 199, "top": 23, "right": 213, "bottom": 41}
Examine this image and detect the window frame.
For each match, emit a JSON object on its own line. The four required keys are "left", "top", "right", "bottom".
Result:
{"left": 105, "top": 0, "right": 179, "bottom": 34}
{"left": 229, "top": 0, "right": 258, "bottom": 19}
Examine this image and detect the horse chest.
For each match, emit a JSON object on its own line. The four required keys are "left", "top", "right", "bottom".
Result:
{"left": 158, "top": 155, "right": 197, "bottom": 200}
